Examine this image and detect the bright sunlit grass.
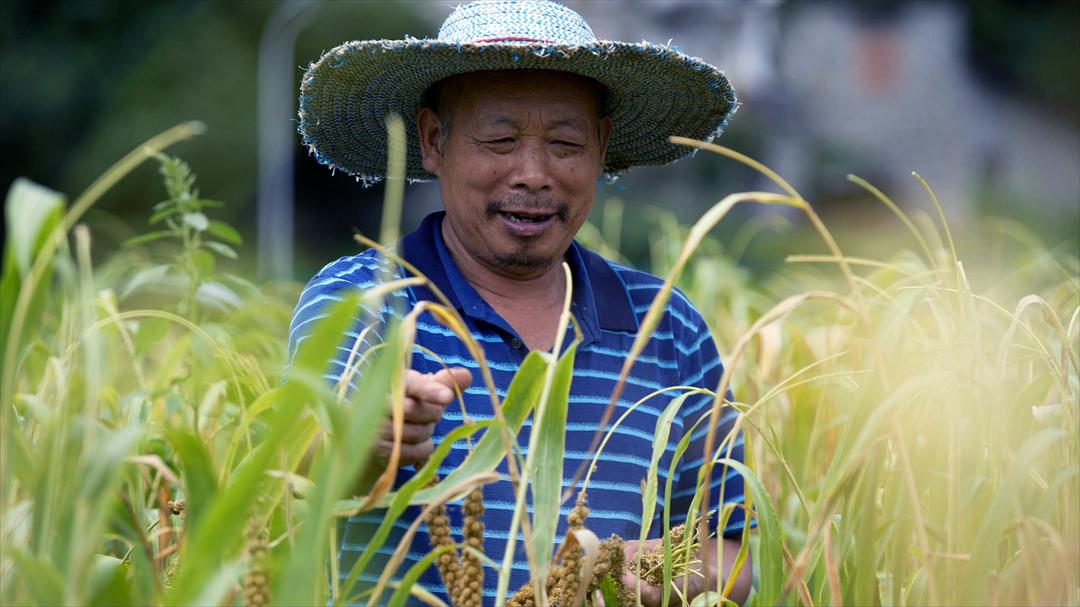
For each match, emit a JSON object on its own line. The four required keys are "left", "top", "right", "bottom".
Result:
{"left": 1, "top": 123, "right": 1076, "bottom": 606}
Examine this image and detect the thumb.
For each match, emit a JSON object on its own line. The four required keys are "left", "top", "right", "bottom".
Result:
{"left": 431, "top": 367, "right": 473, "bottom": 392}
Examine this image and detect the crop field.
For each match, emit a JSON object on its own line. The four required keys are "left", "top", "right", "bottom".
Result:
{"left": 1, "top": 122, "right": 1077, "bottom": 606}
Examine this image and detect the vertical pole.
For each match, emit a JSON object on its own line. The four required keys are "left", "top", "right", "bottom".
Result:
{"left": 256, "top": 0, "right": 320, "bottom": 281}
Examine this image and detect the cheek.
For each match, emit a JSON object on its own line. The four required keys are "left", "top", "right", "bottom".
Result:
{"left": 455, "top": 156, "right": 507, "bottom": 190}
{"left": 559, "top": 162, "right": 599, "bottom": 196}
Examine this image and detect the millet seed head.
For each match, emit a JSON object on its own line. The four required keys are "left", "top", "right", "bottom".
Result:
{"left": 568, "top": 491, "right": 590, "bottom": 529}
{"left": 242, "top": 516, "right": 271, "bottom": 607}
{"left": 426, "top": 498, "right": 464, "bottom": 605}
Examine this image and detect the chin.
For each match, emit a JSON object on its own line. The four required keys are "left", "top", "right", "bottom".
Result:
{"left": 493, "top": 249, "right": 559, "bottom": 273}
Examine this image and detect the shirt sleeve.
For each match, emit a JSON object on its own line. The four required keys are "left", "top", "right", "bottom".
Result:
{"left": 665, "top": 291, "right": 752, "bottom": 538}
{"left": 286, "top": 254, "right": 393, "bottom": 392}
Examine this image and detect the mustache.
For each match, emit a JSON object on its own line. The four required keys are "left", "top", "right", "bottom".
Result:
{"left": 485, "top": 193, "right": 569, "bottom": 221}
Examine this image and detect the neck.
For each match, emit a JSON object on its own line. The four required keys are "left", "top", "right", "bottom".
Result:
{"left": 440, "top": 220, "right": 566, "bottom": 312}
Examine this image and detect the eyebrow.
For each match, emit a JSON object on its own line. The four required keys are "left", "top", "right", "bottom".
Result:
{"left": 549, "top": 117, "right": 589, "bottom": 130}
{"left": 480, "top": 116, "right": 590, "bottom": 131}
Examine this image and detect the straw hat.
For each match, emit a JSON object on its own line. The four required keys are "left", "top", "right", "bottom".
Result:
{"left": 298, "top": 0, "right": 736, "bottom": 183}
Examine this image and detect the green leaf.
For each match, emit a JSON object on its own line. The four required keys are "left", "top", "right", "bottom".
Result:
{"left": 203, "top": 241, "right": 237, "bottom": 259}
{"left": 88, "top": 555, "right": 134, "bottom": 607}
{"left": 406, "top": 351, "right": 548, "bottom": 506}
{"left": 134, "top": 316, "right": 171, "bottom": 354}
{"left": 598, "top": 574, "right": 620, "bottom": 607}
{"left": 638, "top": 390, "right": 695, "bottom": 546}
{"left": 530, "top": 342, "right": 577, "bottom": 569}
{"left": 166, "top": 385, "right": 303, "bottom": 605}
{"left": 277, "top": 322, "right": 401, "bottom": 606}
{"left": 69, "top": 425, "right": 144, "bottom": 600}
{"left": 289, "top": 292, "right": 364, "bottom": 382}
{"left": 714, "top": 458, "right": 783, "bottom": 607}
{"left": 221, "top": 272, "right": 258, "bottom": 295}
{"left": 121, "top": 265, "right": 170, "bottom": 299}
{"left": 207, "top": 220, "right": 243, "bottom": 245}
{"left": 4, "top": 178, "right": 65, "bottom": 277}
{"left": 192, "top": 249, "right": 215, "bottom": 277}
{"left": 1, "top": 178, "right": 65, "bottom": 356}
{"left": 182, "top": 212, "right": 209, "bottom": 231}
{"left": 661, "top": 400, "right": 711, "bottom": 606}
{"left": 385, "top": 544, "right": 459, "bottom": 607}
{"left": 122, "top": 230, "right": 172, "bottom": 248}
{"left": 968, "top": 429, "right": 1065, "bottom": 605}
{"left": 153, "top": 333, "right": 191, "bottom": 388}
{"left": 8, "top": 547, "right": 64, "bottom": 606}
{"left": 822, "top": 374, "right": 942, "bottom": 495}
{"left": 337, "top": 421, "right": 493, "bottom": 601}
{"left": 148, "top": 207, "right": 174, "bottom": 225}
{"left": 166, "top": 429, "right": 220, "bottom": 530}
{"left": 187, "top": 562, "right": 243, "bottom": 607}
{"left": 195, "top": 282, "right": 241, "bottom": 311}
{"left": 690, "top": 591, "right": 728, "bottom": 606}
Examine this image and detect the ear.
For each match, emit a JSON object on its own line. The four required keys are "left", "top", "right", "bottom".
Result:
{"left": 417, "top": 107, "right": 444, "bottom": 176}
{"left": 596, "top": 116, "right": 613, "bottom": 170}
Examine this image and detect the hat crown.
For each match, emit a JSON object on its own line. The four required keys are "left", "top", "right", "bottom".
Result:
{"left": 438, "top": 0, "right": 597, "bottom": 46}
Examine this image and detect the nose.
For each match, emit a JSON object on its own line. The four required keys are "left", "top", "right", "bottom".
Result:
{"left": 510, "top": 139, "right": 552, "bottom": 193}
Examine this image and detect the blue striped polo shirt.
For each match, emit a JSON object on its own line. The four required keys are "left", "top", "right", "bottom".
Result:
{"left": 288, "top": 211, "right": 748, "bottom": 606}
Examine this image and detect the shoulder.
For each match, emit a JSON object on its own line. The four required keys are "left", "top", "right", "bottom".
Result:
{"left": 605, "top": 261, "right": 710, "bottom": 337}
{"left": 293, "top": 249, "right": 411, "bottom": 312}
{"left": 288, "top": 249, "right": 404, "bottom": 347}
{"left": 302, "top": 249, "right": 397, "bottom": 294}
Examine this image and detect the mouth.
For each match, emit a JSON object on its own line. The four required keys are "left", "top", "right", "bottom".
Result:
{"left": 494, "top": 209, "right": 560, "bottom": 237}
{"left": 487, "top": 195, "right": 569, "bottom": 238}
{"left": 497, "top": 210, "right": 559, "bottom": 224}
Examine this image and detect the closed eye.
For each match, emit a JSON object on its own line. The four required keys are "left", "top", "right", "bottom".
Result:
{"left": 552, "top": 140, "right": 584, "bottom": 157}
{"left": 482, "top": 138, "right": 516, "bottom": 153}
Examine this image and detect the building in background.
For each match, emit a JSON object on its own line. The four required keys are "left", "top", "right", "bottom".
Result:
{"left": 572, "top": 0, "right": 1079, "bottom": 220}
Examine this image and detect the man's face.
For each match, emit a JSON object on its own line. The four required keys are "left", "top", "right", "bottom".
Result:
{"left": 418, "top": 70, "right": 611, "bottom": 279}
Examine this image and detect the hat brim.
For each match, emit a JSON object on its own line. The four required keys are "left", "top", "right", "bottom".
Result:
{"left": 298, "top": 38, "right": 737, "bottom": 183}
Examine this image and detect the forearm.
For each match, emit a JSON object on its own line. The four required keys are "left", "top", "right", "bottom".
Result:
{"left": 700, "top": 537, "right": 752, "bottom": 606}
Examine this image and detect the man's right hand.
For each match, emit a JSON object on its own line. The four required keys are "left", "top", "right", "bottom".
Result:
{"left": 373, "top": 367, "right": 473, "bottom": 467}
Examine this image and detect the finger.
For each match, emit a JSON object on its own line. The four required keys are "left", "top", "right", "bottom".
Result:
{"left": 622, "top": 539, "right": 644, "bottom": 564}
{"left": 621, "top": 572, "right": 663, "bottom": 607}
{"left": 401, "top": 396, "right": 445, "bottom": 424}
{"left": 431, "top": 367, "right": 473, "bottom": 392}
{"left": 375, "top": 438, "right": 431, "bottom": 467}
{"left": 380, "top": 422, "right": 436, "bottom": 445}
{"left": 405, "top": 376, "right": 455, "bottom": 406}
{"left": 393, "top": 438, "right": 434, "bottom": 467}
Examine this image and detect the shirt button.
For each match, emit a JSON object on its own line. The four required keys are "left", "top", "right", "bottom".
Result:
{"left": 510, "top": 338, "right": 523, "bottom": 349}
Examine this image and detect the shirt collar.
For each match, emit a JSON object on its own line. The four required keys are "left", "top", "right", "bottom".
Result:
{"left": 399, "top": 211, "right": 638, "bottom": 343}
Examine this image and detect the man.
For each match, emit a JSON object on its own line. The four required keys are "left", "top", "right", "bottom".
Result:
{"left": 291, "top": 1, "right": 751, "bottom": 604}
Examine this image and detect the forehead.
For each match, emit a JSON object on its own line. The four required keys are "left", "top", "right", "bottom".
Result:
{"left": 443, "top": 70, "right": 603, "bottom": 125}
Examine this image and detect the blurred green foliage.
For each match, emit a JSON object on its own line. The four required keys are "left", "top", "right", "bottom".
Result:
{"left": 966, "top": 0, "right": 1080, "bottom": 112}
{"left": 0, "top": 1, "right": 431, "bottom": 277}
{"left": 1, "top": 0, "right": 1076, "bottom": 279}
